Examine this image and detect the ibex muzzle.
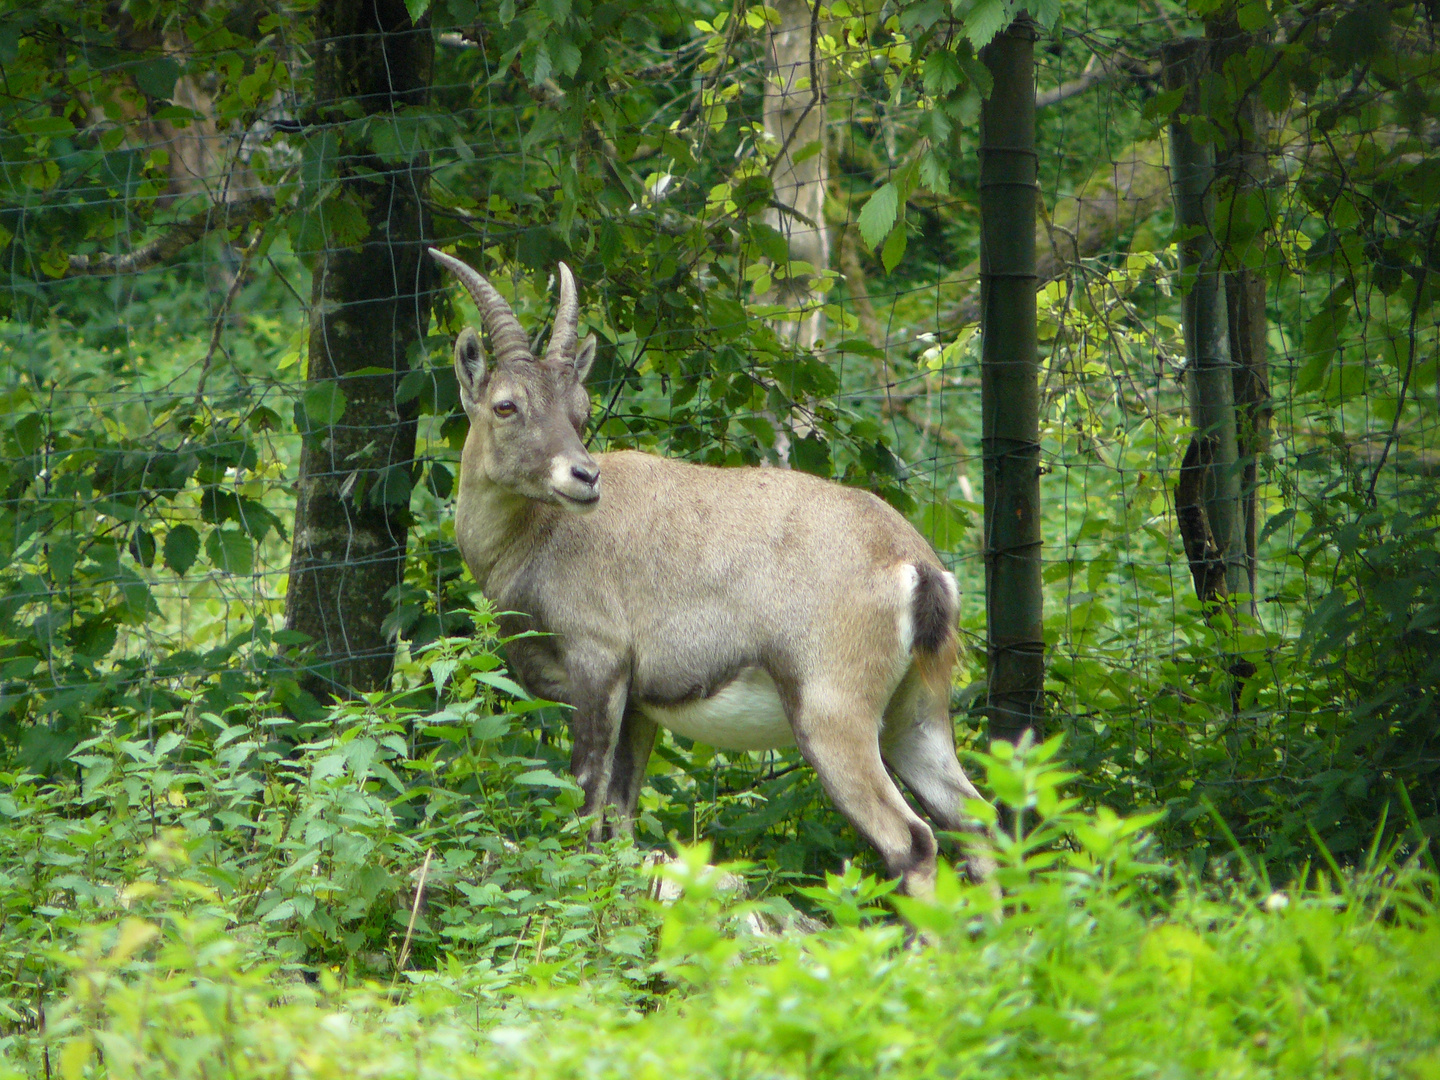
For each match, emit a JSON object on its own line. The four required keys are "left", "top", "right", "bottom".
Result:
{"left": 430, "top": 249, "right": 990, "bottom": 896}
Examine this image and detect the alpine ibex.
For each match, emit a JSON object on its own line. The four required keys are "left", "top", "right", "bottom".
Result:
{"left": 429, "top": 248, "right": 988, "bottom": 895}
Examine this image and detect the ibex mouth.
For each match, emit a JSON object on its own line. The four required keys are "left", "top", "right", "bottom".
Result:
{"left": 555, "top": 489, "right": 600, "bottom": 513}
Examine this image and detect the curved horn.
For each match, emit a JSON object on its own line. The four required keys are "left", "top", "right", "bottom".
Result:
{"left": 543, "top": 262, "right": 579, "bottom": 367}
{"left": 427, "top": 248, "right": 531, "bottom": 366}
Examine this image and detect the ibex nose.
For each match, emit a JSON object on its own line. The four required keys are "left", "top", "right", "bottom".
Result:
{"left": 571, "top": 463, "right": 599, "bottom": 487}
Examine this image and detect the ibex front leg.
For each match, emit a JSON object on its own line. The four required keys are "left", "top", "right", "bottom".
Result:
{"left": 566, "top": 667, "right": 630, "bottom": 841}
{"left": 603, "top": 708, "right": 659, "bottom": 835}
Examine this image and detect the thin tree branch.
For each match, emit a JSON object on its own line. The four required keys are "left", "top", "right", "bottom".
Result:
{"left": 1366, "top": 219, "right": 1439, "bottom": 505}
{"left": 1036, "top": 54, "right": 1158, "bottom": 109}
{"left": 64, "top": 197, "right": 271, "bottom": 277}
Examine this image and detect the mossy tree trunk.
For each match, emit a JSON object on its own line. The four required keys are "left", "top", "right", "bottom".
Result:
{"left": 979, "top": 17, "right": 1045, "bottom": 746}
{"left": 1164, "top": 40, "right": 1246, "bottom": 612}
{"left": 1207, "top": 11, "right": 1273, "bottom": 611}
{"left": 284, "top": 0, "right": 434, "bottom": 704}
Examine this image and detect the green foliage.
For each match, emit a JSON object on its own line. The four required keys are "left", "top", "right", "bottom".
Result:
{"left": 3, "top": 734, "right": 1437, "bottom": 1078}
{"left": 0, "top": 622, "right": 661, "bottom": 1026}
{"left": 2, "top": 0, "right": 1439, "bottom": 932}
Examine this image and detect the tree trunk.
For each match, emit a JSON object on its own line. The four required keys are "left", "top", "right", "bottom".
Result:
{"left": 764, "top": 0, "right": 830, "bottom": 351}
{"left": 284, "top": 0, "right": 434, "bottom": 703}
{"left": 761, "top": 0, "right": 829, "bottom": 462}
{"left": 1164, "top": 40, "right": 1246, "bottom": 608}
{"left": 980, "top": 18, "right": 1045, "bottom": 747}
{"left": 1207, "top": 12, "right": 1272, "bottom": 610}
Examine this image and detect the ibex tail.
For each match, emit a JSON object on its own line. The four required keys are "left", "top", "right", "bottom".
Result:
{"left": 910, "top": 563, "right": 959, "bottom": 701}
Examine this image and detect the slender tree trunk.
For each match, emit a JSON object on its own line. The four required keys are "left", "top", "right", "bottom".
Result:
{"left": 980, "top": 18, "right": 1045, "bottom": 746}
{"left": 284, "top": 0, "right": 434, "bottom": 703}
{"left": 1164, "top": 40, "right": 1246, "bottom": 607}
{"left": 764, "top": 0, "right": 829, "bottom": 351}
{"left": 762, "top": 0, "right": 829, "bottom": 462}
{"left": 1207, "top": 13, "right": 1272, "bottom": 610}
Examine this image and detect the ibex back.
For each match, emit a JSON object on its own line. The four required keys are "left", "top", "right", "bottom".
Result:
{"left": 430, "top": 248, "right": 988, "bottom": 895}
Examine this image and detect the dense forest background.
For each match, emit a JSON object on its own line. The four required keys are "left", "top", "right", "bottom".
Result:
{"left": 1, "top": 0, "right": 1438, "bottom": 1072}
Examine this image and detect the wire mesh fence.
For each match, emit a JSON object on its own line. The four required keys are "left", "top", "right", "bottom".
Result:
{"left": 3, "top": 0, "right": 1437, "bottom": 862}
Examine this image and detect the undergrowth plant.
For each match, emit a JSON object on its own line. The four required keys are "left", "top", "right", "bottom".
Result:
{"left": 3, "top": 733, "right": 1436, "bottom": 1078}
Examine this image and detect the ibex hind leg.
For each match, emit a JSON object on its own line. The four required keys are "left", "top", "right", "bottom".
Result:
{"left": 881, "top": 671, "right": 991, "bottom": 881}
{"left": 791, "top": 694, "right": 938, "bottom": 897}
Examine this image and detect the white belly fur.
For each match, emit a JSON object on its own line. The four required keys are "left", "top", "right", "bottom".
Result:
{"left": 639, "top": 666, "right": 795, "bottom": 752}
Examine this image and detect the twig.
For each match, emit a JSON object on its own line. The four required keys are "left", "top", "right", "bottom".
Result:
{"left": 39, "top": 988, "right": 50, "bottom": 1080}
{"left": 1366, "top": 219, "right": 1438, "bottom": 505}
{"left": 672, "top": 0, "right": 749, "bottom": 133}
{"left": 507, "top": 914, "right": 534, "bottom": 968}
{"left": 194, "top": 227, "right": 264, "bottom": 407}
{"left": 64, "top": 197, "right": 271, "bottom": 277}
{"left": 395, "top": 847, "right": 433, "bottom": 977}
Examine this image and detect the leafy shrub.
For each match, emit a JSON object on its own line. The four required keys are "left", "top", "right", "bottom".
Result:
{"left": 4, "top": 735, "right": 1437, "bottom": 1079}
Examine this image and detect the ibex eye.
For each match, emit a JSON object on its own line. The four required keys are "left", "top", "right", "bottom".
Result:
{"left": 493, "top": 401, "right": 517, "bottom": 418}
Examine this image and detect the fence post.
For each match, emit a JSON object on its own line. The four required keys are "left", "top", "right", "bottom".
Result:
{"left": 979, "top": 17, "right": 1045, "bottom": 746}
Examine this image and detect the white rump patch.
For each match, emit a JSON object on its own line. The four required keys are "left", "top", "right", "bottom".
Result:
{"left": 895, "top": 563, "right": 920, "bottom": 654}
{"left": 640, "top": 667, "right": 794, "bottom": 752}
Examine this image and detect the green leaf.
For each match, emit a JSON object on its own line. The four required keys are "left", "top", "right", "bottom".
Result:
{"left": 404, "top": 0, "right": 432, "bottom": 21}
{"left": 1260, "top": 508, "right": 1296, "bottom": 544}
{"left": 919, "top": 149, "right": 951, "bottom": 196}
{"left": 13, "top": 412, "right": 42, "bottom": 454}
{"left": 530, "top": 43, "right": 553, "bottom": 85}
{"left": 368, "top": 465, "right": 413, "bottom": 507}
{"left": 474, "top": 671, "right": 531, "bottom": 699}
{"left": 1294, "top": 352, "right": 1331, "bottom": 394}
{"left": 955, "top": 47, "right": 993, "bottom": 98}
{"left": 131, "top": 56, "right": 181, "bottom": 100}
{"left": 17, "top": 116, "right": 77, "bottom": 139}
{"left": 129, "top": 526, "right": 156, "bottom": 568}
{"left": 163, "top": 525, "right": 200, "bottom": 576}
{"left": 960, "top": 0, "right": 1012, "bottom": 49}
{"left": 923, "top": 50, "right": 964, "bottom": 97}
{"left": 858, "top": 183, "right": 899, "bottom": 250}
{"left": 550, "top": 35, "right": 582, "bottom": 78}
{"left": 881, "top": 223, "right": 908, "bottom": 274}
{"left": 1236, "top": 0, "right": 1270, "bottom": 30}
{"left": 205, "top": 528, "right": 253, "bottom": 576}
{"left": 1022, "top": 0, "right": 1060, "bottom": 27}
{"left": 790, "top": 433, "right": 832, "bottom": 476}
{"left": 470, "top": 714, "right": 512, "bottom": 741}
{"left": 303, "top": 383, "right": 348, "bottom": 428}
{"left": 750, "top": 222, "right": 791, "bottom": 265}
{"left": 260, "top": 899, "right": 298, "bottom": 923}
{"left": 514, "top": 769, "right": 572, "bottom": 788}
{"left": 1142, "top": 88, "right": 1185, "bottom": 122}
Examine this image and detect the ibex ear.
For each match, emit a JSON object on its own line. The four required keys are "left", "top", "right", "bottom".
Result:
{"left": 570, "top": 335, "right": 597, "bottom": 384}
{"left": 453, "top": 327, "right": 488, "bottom": 417}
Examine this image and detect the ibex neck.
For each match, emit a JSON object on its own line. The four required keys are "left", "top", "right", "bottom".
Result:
{"left": 454, "top": 475, "right": 540, "bottom": 589}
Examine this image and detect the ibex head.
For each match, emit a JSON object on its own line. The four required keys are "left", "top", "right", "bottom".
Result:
{"left": 428, "top": 249, "right": 600, "bottom": 512}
